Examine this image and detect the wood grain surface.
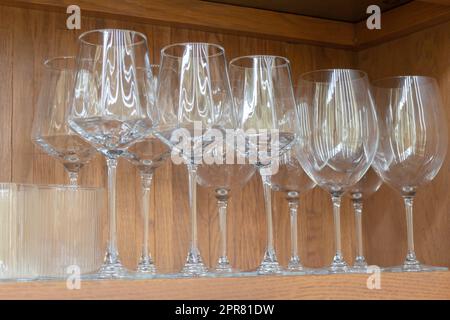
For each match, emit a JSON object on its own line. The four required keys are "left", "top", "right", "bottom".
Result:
{"left": 355, "top": 1, "right": 450, "bottom": 48}
{"left": 0, "top": 0, "right": 356, "bottom": 47}
{"left": 0, "top": 272, "right": 449, "bottom": 300}
{"left": 0, "top": 3, "right": 448, "bottom": 298}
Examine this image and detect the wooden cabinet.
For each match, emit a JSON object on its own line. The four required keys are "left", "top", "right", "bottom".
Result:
{"left": 0, "top": 0, "right": 448, "bottom": 299}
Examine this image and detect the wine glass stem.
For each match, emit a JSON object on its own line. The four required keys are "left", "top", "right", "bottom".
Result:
{"left": 331, "top": 193, "right": 344, "bottom": 264}
{"left": 188, "top": 164, "right": 199, "bottom": 254}
{"left": 216, "top": 191, "right": 229, "bottom": 263}
{"left": 262, "top": 175, "right": 275, "bottom": 255}
{"left": 68, "top": 171, "right": 79, "bottom": 186}
{"left": 403, "top": 195, "right": 417, "bottom": 263}
{"left": 106, "top": 157, "right": 119, "bottom": 260}
{"left": 352, "top": 199, "right": 365, "bottom": 263}
{"left": 288, "top": 197, "right": 299, "bottom": 261}
{"left": 140, "top": 170, "right": 154, "bottom": 261}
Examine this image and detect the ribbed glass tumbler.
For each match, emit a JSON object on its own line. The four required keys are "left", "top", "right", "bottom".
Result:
{"left": 0, "top": 183, "right": 104, "bottom": 280}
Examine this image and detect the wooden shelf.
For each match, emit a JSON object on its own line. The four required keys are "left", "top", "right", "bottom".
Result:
{"left": 0, "top": 272, "right": 449, "bottom": 299}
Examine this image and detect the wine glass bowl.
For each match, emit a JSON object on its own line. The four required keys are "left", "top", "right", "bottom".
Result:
{"left": 69, "top": 30, "right": 156, "bottom": 158}
{"left": 295, "top": 69, "right": 379, "bottom": 273}
{"left": 372, "top": 75, "right": 448, "bottom": 272}
{"left": 32, "top": 56, "right": 97, "bottom": 186}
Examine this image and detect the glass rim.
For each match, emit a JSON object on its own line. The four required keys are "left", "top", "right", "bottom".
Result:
{"left": 43, "top": 56, "right": 77, "bottom": 71}
{"left": 298, "top": 68, "right": 368, "bottom": 83}
{"left": 78, "top": 28, "right": 148, "bottom": 47}
{"left": 160, "top": 42, "right": 226, "bottom": 59}
{"left": 229, "top": 55, "right": 291, "bottom": 69}
{"left": 0, "top": 182, "right": 104, "bottom": 191}
{"left": 372, "top": 75, "right": 438, "bottom": 88}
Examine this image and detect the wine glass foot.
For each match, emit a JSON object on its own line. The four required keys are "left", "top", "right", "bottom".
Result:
{"left": 181, "top": 250, "right": 208, "bottom": 276}
{"left": 181, "top": 263, "right": 208, "bottom": 277}
{"left": 257, "top": 261, "right": 283, "bottom": 275}
{"left": 349, "top": 258, "right": 369, "bottom": 273}
{"left": 136, "top": 256, "right": 157, "bottom": 274}
{"left": 328, "top": 258, "right": 349, "bottom": 274}
{"left": 284, "top": 264, "right": 315, "bottom": 275}
{"left": 97, "top": 262, "right": 128, "bottom": 279}
{"left": 213, "top": 257, "right": 235, "bottom": 274}
{"left": 305, "top": 268, "right": 332, "bottom": 275}
{"left": 383, "top": 262, "right": 448, "bottom": 273}
{"left": 286, "top": 258, "right": 306, "bottom": 273}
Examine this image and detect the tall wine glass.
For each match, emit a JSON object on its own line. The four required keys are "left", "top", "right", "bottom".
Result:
{"left": 295, "top": 69, "right": 379, "bottom": 273}
{"left": 229, "top": 55, "right": 298, "bottom": 274}
{"left": 32, "top": 56, "right": 97, "bottom": 186}
{"left": 269, "top": 146, "right": 316, "bottom": 272}
{"left": 68, "top": 29, "right": 156, "bottom": 278}
{"left": 123, "top": 65, "right": 170, "bottom": 274}
{"left": 197, "top": 158, "right": 256, "bottom": 273}
{"left": 372, "top": 76, "right": 448, "bottom": 272}
{"left": 155, "top": 43, "right": 235, "bottom": 276}
{"left": 346, "top": 168, "right": 382, "bottom": 272}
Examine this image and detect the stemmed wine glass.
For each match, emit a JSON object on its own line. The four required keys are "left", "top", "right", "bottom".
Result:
{"left": 32, "top": 56, "right": 97, "bottom": 186}
{"left": 197, "top": 157, "right": 256, "bottom": 273}
{"left": 346, "top": 168, "right": 382, "bottom": 272}
{"left": 372, "top": 76, "right": 448, "bottom": 272}
{"left": 295, "top": 69, "right": 379, "bottom": 273}
{"left": 123, "top": 65, "right": 170, "bottom": 274}
{"left": 229, "top": 55, "right": 298, "bottom": 274}
{"left": 268, "top": 146, "right": 316, "bottom": 272}
{"left": 68, "top": 29, "right": 157, "bottom": 278}
{"left": 154, "top": 43, "right": 235, "bottom": 276}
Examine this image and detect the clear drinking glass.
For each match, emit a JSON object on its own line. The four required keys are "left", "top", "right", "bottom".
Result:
{"left": 123, "top": 65, "right": 170, "bottom": 274}
{"left": 197, "top": 160, "right": 256, "bottom": 273}
{"left": 372, "top": 76, "right": 448, "bottom": 272}
{"left": 68, "top": 29, "right": 156, "bottom": 278}
{"left": 295, "top": 69, "right": 379, "bottom": 273}
{"left": 229, "top": 55, "right": 298, "bottom": 274}
{"left": 346, "top": 168, "right": 382, "bottom": 273}
{"left": 31, "top": 56, "right": 97, "bottom": 186}
{"left": 268, "top": 146, "right": 316, "bottom": 273}
{"left": 0, "top": 183, "right": 104, "bottom": 280}
{"left": 154, "top": 43, "right": 235, "bottom": 276}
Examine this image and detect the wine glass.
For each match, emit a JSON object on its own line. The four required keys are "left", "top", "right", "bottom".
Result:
{"left": 197, "top": 156, "right": 256, "bottom": 273}
{"left": 229, "top": 55, "right": 298, "bottom": 274}
{"left": 32, "top": 56, "right": 97, "bottom": 186}
{"left": 372, "top": 75, "right": 448, "bottom": 272}
{"left": 123, "top": 65, "right": 170, "bottom": 274}
{"left": 68, "top": 29, "right": 156, "bottom": 278}
{"left": 295, "top": 69, "right": 379, "bottom": 273}
{"left": 154, "top": 43, "right": 235, "bottom": 276}
{"left": 346, "top": 167, "right": 382, "bottom": 273}
{"left": 268, "top": 146, "right": 316, "bottom": 273}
